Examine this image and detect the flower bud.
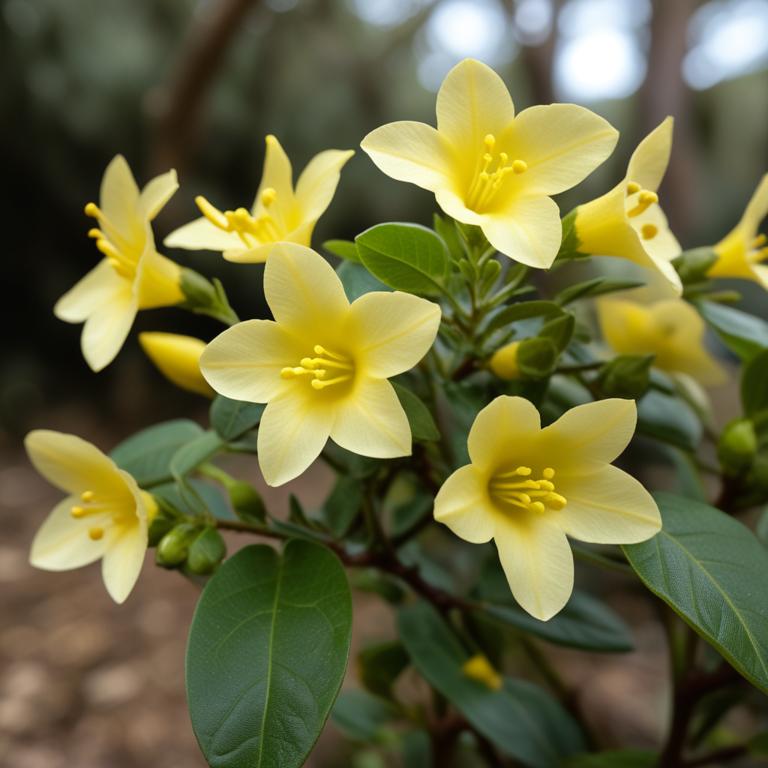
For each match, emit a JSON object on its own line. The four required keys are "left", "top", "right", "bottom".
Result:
{"left": 228, "top": 481, "right": 267, "bottom": 524}
{"left": 718, "top": 418, "right": 757, "bottom": 476}
{"left": 139, "top": 332, "right": 214, "bottom": 397}
{"left": 186, "top": 527, "right": 227, "bottom": 575}
{"left": 597, "top": 355, "right": 653, "bottom": 399}
{"left": 672, "top": 247, "right": 717, "bottom": 285}
{"left": 489, "top": 341, "right": 521, "bottom": 380}
{"left": 156, "top": 523, "right": 199, "bottom": 568}
{"left": 180, "top": 267, "right": 218, "bottom": 307}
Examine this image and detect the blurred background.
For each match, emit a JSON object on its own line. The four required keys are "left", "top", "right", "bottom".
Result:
{"left": 1, "top": 0, "right": 767, "bottom": 766}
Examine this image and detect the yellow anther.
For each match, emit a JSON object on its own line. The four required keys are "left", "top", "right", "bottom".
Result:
{"left": 71, "top": 506, "right": 86, "bottom": 519}
{"left": 462, "top": 654, "right": 502, "bottom": 691}
{"left": 516, "top": 466, "right": 532, "bottom": 476}
{"left": 311, "top": 375, "right": 351, "bottom": 390}
{"left": 627, "top": 190, "right": 659, "bottom": 218}
{"left": 512, "top": 159, "right": 528, "bottom": 174}
{"left": 88, "top": 527, "right": 104, "bottom": 541}
{"left": 753, "top": 233, "right": 767, "bottom": 248}
{"left": 542, "top": 468, "right": 555, "bottom": 479}
{"left": 81, "top": 490, "right": 94, "bottom": 502}
{"left": 195, "top": 196, "right": 230, "bottom": 230}
{"left": 84, "top": 202, "right": 100, "bottom": 218}
{"left": 530, "top": 501, "right": 546, "bottom": 514}
{"left": 626, "top": 181, "right": 641, "bottom": 195}
{"left": 641, "top": 223, "right": 658, "bottom": 240}
{"left": 499, "top": 152, "right": 509, "bottom": 165}
{"left": 87, "top": 228, "right": 102, "bottom": 239}
{"left": 260, "top": 187, "right": 277, "bottom": 207}
{"left": 490, "top": 466, "right": 565, "bottom": 514}
{"left": 484, "top": 134, "right": 496, "bottom": 150}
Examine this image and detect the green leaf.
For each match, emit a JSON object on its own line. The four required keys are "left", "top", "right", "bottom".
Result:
{"left": 741, "top": 348, "right": 768, "bottom": 416}
{"left": 539, "top": 313, "right": 575, "bottom": 352}
{"left": 186, "top": 541, "right": 352, "bottom": 768}
{"left": 337, "top": 261, "right": 389, "bottom": 301}
{"left": 398, "top": 601, "right": 585, "bottom": 766}
{"left": 624, "top": 492, "right": 768, "bottom": 694}
{"left": 358, "top": 641, "right": 409, "bottom": 698}
{"left": 673, "top": 247, "right": 717, "bottom": 284}
{"left": 111, "top": 419, "right": 204, "bottom": 487}
{"left": 210, "top": 396, "right": 265, "bottom": 442}
{"left": 637, "top": 391, "right": 702, "bottom": 451}
{"left": 433, "top": 213, "right": 464, "bottom": 262}
{"left": 483, "top": 301, "right": 564, "bottom": 337}
{"left": 187, "top": 527, "right": 227, "bottom": 574}
{"left": 555, "top": 277, "right": 644, "bottom": 306}
{"left": 597, "top": 355, "right": 653, "bottom": 400}
{"left": 355, "top": 222, "right": 449, "bottom": 296}
{"left": 153, "top": 479, "right": 232, "bottom": 520}
{"left": 331, "top": 690, "right": 398, "bottom": 742}
{"left": 564, "top": 750, "right": 656, "bottom": 768}
{"left": 517, "top": 337, "right": 559, "bottom": 379}
{"left": 170, "top": 430, "right": 224, "bottom": 480}
{"left": 392, "top": 382, "right": 440, "bottom": 442}
{"left": 477, "top": 559, "right": 633, "bottom": 652}
{"left": 696, "top": 300, "right": 768, "bottom": 361}
{"left": 322, "top": 475, "right": 363, "bottom": 537}
{"left": 323, "top": 239, "right": 360, "bottom": 262}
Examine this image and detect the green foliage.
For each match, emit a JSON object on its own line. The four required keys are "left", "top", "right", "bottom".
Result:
{"left": 637, "top": 390, "right": 702, "bottom": 450}
{"left": 555, "top": 277, "right": 645, "bottom": 306}
{"left": 323, "top": 239, "right": 361, "bottom": 262}
{"left": 741, "top": 349, "right": 768, "bottom": 416}
{"left": 210, "top": 395, "right": 265, "bottom": 441}
{"left": 322, "top": 475, "right": 364, "bottom": 537}
{"left": 624, "top": 493, "right": 768, "bottom": 693}
{"left": 357, "top": 641, "right": 409, "bottom": 699}
{"left": 392, "top": 382, "right": 440, "bottom": 442}
{"left": 355, "top": 222, "right": 450, "bottom": 296}
{"left": 187, "top": 527, "right": 227, "bottom": 574}
{"left": 186, "top": 542, "right": 352, "bottom": 768}
{"left": 332, "top": 690, "right": 398, "bottom": 742}
{"left": 337, "top": 260, "right": 389, "bottom": 301}
{"left": 696, "top": 300, "right": 768, "bottom": 360}
{"left": 597, "top": 355, "right": 653, "bottom": 400}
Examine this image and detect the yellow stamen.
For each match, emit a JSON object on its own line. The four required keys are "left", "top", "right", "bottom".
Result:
{"left": 81, "top": 490, "right": 94, "bottom": 502}
{"left": 84, "top": 202, "right": 101, "bottom": 218}
{"left": 196, "top": 196, "right": 230, "bottom": 230}
{"left": 512, "top": 159, "right": 528, "bottom": 174}
{"left": 626, "top": 181, "right": 641, "bottom": 194}
{"left": 87, "top": 228, "right": 102, "bottom": 239}
{"left": 282, "top": 345, "right": 354, "bottom": 391}
{"left": 753, "top": 233, "right": 767, "bottom": 248}
{"left": 641, "top": 224, "right": 658, "bottom": 240}
{"left": 196, "top": 194, "right": 282, "bottom": 246}
{"left": 261, "top": 187, "right": 277, "bottom": 207}
{"left": 88, "top": 527, "right": 104, "bottom": 541}
{"left": 489, "top": 466, "right": 566, "bottom": 513}
{"left": 627, "top": 190, "right": 658, "bottom": 218}
{"left": 71, "top": 506, "right": 86, "bottom": 519}
{"left": 466, "top": 134, "right": 525, "bottom": 212}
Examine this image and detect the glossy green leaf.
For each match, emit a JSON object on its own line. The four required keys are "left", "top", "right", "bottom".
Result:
{"left": 337, "top": 261, "right": 389, "bottom": 301}
{"left": 323, "top": 239, "right": 360, "bottom": 262}
{"left": 210, "top": 396, "right": 265, "bottom": 441}
{"left": 398, "top": 601, "right": 585, "bottom": 766}
{"left": 482, "top": 300, "right": 564, "bottom": 337}
{"left": 637, "top": 390, "right": 702, "bottom": 451}
{"left": 392, "top": 382, "right": 440, "bottom": 442}
{"left": 355, "top": 222, "right": 449, "bottom": 296}
{"left": 187, "top": 541, "right": 352, "bottom": 768}
{"left": 111, "top": 419, "right": 204, "bottom": 487}
{"left": 358, "top": 641, "right": 409, "bottom": 698}
{"left": 555, "top": 277, "right": 644, "bottom": 306}
{"left": 741, "top": 348, "right": 768, "bottom": 416}
{"left": 433, "top": 213, "right": 464, "bottom": 262}
{"left": 696, "top": 300, "right": 768, "bottom": 360}
{"left": 322, "top": 475, "right": 363, "bottom": 537}
{"left": 331, "top": 690, "right": 398, "bottom": 742}
{"left": 171, "top": 430, "right": 224, "bottom": 480}
{"left": 624, "top": 492, "right": 768, "bottom": 693}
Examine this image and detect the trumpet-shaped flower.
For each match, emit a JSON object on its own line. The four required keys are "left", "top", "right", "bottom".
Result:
{"left": 165, "top": 136, "right": 354, "bottom": 263}
{"left": 434, "top": 396, "right": 660, "bottom": 621}
{"left": 139, "top": 332, "right": 214, "bottom": 397}
{"left": 54, "top": 156, "right": 183, "bottom": 372}
{"left": 708, "top": 174, "right": 768, "bottom": 288}
{"left": 597, "top": 298, "right": 725, "bottom": 386}
{"left": 573, "top": 118, "right": 682, "bottom": 294}
{"left": 361, "top": 58, "right": 618, "bottom": 269}
{"left": 201, "top": 244, "right": 441, "bottom": 486}
{"left": 25, "top": 430, "right": 156, "bottom": 603}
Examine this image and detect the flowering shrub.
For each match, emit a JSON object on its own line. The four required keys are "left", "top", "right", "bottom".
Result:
{"left": 26, "top": 59, "right": 768, "bottom": 767}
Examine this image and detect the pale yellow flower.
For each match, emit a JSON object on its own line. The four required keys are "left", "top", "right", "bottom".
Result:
{"left": 709, "top": 174, "right": 768, "bottom": 288}
{"left": 139, "top": 332, "right": 214, "bottom": 397}
{"left": 200, "top": 244, "right": 441, "bottom": 486}
{"left": 55, "top": 156, "right": 183, "bottom": 372}
{"left": 574, "top": 118, "right": 682, "bottom": 294}
{"left": 597, "top": 298, "right": 725, "bottom": 387}
{"left": 25, "top": 430, "right": 156, "bottom": 603}
{"left": 165, "top": 135, "right": 354, "bottom": 263}
{"left": 361, "top": 58, "right": 618, "bottom": 269}
{"left": 434, "top": 396, "right": 660, "bottom": 621}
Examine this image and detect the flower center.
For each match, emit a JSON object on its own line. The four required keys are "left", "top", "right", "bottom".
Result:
{"left": 488, "top": 465, "right": 567, "bottom": 514}
{"left": 280, "top": 345, "right": 355, "bottom": 391}
{"left": 196, "top": 189, "right": 283, "bottom": 248}
{"left": 84, "top": 203, "right": 139, "bottom": 279}
{"left": 625, "top": 181, "right": 660, "bottom": 240}
{"left": 465, "top": 134, "right": 527, "bottom": 213}
{"left": 749, "top": 233, "right": 768, "bottom": 264}
{"left": 70, "top": 488, "right": 151, "bottom": 541}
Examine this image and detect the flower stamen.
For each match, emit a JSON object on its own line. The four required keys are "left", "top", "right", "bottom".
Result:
{"left": 281, "top": 345, "right": 354, "bottom": 391}
{"left": 466, "top": 134, "right": 526, "bottom": 212}
{"left": 641, "top": 224, "right": 658, "bottom": 240}
{"left": 84, "top": 203, "right": 136, "bottom": 277}
{"left": 489, "top": 466, "right": 567, "bottom": 513}
{"left": 195, "top": 191, "right": 283, "bottom": 248}
{"left": 626, "top": 190, "right": 659, "bottom": 218}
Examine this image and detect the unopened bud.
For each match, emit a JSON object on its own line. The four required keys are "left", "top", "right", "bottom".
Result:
{"left": 718, "top": 418, "right": 757, "bottom": 476}
{"left": 139, "top": 332, "right": 214, "bottom": 398}
{"left": 597, "top": 355, "right": 653, "bottom": 399}
{"left": 186, "top": 527, "right": 227, "bottom": 575}
{"left": 462, "top": 654, "right": 502, "bottom": 691}
{"left": 156, "top": 523, "right": 199, "bottom": 568}
{"left": 490, "top": 341, "right": 521, "bottom": 380}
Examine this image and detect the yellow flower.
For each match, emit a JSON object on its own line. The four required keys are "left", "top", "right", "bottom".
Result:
{"left": 25, "top": 430, "right": 156, "bottom": 603}
{"left": 434, "top": 396, "right": 660, "bottom": 621}
{"left": 54, "top": 156, "right": 183, "bottom": 372}
{"left": 573, "top": 118, "right": 682, "bottom": 294}
{"left": 489, "top": 341, "right": 521, "bottom": 380}
{"left": 165, "top": 135, "right": 354, "bottom": 263}
{"left": 597, "top": 298, "right": 725, "bottom": 387}
{"left": 709, "top": 174, "right": 768, "bottom": 287}
{"left": 139, "top": 332, "right": 214, "bottom": 397}
{"left": 360, "top": 58, "right": 618, "bottom": 269}
{"left": 200, "top": 243, "right": 441, "bottom": 486}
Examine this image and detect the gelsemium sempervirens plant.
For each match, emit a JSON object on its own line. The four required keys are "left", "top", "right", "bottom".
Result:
{"left": 24, "top": 58, "right": 768, "bottom": 768}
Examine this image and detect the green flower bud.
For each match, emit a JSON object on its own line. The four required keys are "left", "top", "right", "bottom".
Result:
{"left": 597, "top": 355, "right": 653, "bottom": 399}
{"left": 186, "top": 527, "right": 227, "bottom": 575}
{"left": 229, "top": 481, "right": 267, "bottom": 524}
{"left": 156, "top": 523, "right": 199, "bottom": 568}
{"left": 718, "top": 418, "right": 757, "bottom": 476}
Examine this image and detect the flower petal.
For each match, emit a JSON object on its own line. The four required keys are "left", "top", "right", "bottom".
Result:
{"left": 255, "top": 135, "right": 295, "bottom": 224}
{"left": 139, "top": 169, "right": 178, "bottom": 221}
{"left": 434, "top": 464, "right": 495, "bottom": 544}
{"left": 81, "top": 285, "right": 137, "bottom": 372}
{"left": 223, "top": 243, "right": 275, "bottom": 263}
{"left": 30, "top": 497, "right": 108, "bottom": 571}
{"left": 361, "top": 121, "right": 454, "bottom": 192}
{"left": 25, "top": 430, "right": 126, "bottom": 495}
{"left": 100, "top": 155, "right": 140, "bottom": 234}
{"left": 557, "top": 464, "right": 661, "bottom": 544}
{"left": 264, "top": 243, "right": 349, "bottom": 334}
{"left": 164, "top": 217, "right": 243, "bottom": 252}
{"left": 201, "top": 319, "right": 304, "bottom": 403}
{"left": 434, "top": 188, "right": 485, "bottom": 225}
{"left": 294, "top": 149, "right": 354, "bottom": 221}
{"left": 542, "top": 398, "right": 637, "bottom": 472}
{"left": 101, "top": 523, "right": 147, "bottom": 603}
{"left": 741, "top": 173, "right": 768, "bottom": 235}
{"left": 330, "top": 378, "right": 411, "bottom": 458}
{"left": 347, "top": 292, "right": 441, "bottom": 378}
{"left": 626, "top": 117, "right": 673, "bottom": 192}
{"left": 136, "top": 250, "right": 184, "bottom": 310}
{"left": 54, "top": 260, "right": 125, "bottom": 323}
{"left": 257, "top": 389, "right": 334, "bottom": 486}
{"left": 436, "top": 58, "right": 515, "bottom": 149}
{"left": 481, "top": 195, "right": 562, "bottom": 268}
{"left": 467, "top": 395, "right": 541, "bottom": 469}
{"left": 505, "top": 104, "right": 619, "bottom": 196}
{"left": 494, "top": 513, "right": 574, "bottom": 621}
